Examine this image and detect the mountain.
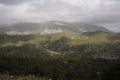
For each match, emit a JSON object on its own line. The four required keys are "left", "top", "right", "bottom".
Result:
{"left": 0, "top": 21, "right": 110, "bottom": 35}
{"left": 72, "top": 22, "right": 109, "bottom": 32}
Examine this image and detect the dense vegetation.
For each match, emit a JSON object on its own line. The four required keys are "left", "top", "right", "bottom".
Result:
{"left": 0, "top": 31, "right": 120, "bottom": 80}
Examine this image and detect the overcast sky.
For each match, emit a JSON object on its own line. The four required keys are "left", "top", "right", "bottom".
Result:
{"left": 0, "top": 0, "right": 120, "bottom": 32}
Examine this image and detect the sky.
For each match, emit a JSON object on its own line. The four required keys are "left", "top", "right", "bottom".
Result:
{"left": 0, "top": 0, "right": 120, "bottom": 32}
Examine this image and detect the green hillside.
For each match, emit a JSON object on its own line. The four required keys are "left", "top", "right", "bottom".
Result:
{"left": 0, "top": 31, "right": 119, "bottom": 47}
{"left": 0, "top": 31, "right": 120, "bottom": 80}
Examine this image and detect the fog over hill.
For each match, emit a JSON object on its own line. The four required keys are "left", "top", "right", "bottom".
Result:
{"left": 0, "top": 21, "right": 110, "bottom": 35}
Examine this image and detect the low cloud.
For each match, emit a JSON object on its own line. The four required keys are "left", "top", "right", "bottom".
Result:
{"left": 0, "top": 0, "right": 120, "bottom": 28}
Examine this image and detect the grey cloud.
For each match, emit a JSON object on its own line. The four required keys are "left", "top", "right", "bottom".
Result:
{"left": 86, "top": 15, "right": 120, "bottom": 24}
{"left": 0, "top": 0, "right": 120, "bottom": 25}
{"left": 26, "top": 0, "right": 73, "bottom": 21}
{"left": 0, "top": 0, "right": 33, "bottom": 5}
{"left": 29, "top": 0, "right": 72, "bottom": 12}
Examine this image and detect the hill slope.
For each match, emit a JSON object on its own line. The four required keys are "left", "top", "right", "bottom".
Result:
{"left": 0, "top": 31, "right": 119, "bottom": 59}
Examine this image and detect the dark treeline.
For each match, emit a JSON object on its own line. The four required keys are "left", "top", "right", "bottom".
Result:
{"left": 0, "top": 44, "right": 120, "bottom": 80}
{"left": 0, "top": 34, "right": 33, "bottom": 43}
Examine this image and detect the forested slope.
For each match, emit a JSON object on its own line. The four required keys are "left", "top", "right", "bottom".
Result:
{"left": 0, "top": 31, "right": 120, "bottom": 80}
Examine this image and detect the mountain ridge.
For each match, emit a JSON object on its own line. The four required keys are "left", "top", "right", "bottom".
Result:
{"left": 0, "top": 21, "right": 111, "bottom": 35}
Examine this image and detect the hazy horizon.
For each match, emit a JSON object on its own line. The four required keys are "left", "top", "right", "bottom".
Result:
{"left": 0, "top": 0, "right": 120, "bottom": 32}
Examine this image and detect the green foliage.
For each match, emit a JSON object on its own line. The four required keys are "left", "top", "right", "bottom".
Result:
{"left": 0, "top": 31, "right": 120, "bottom": 80}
